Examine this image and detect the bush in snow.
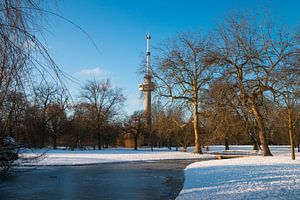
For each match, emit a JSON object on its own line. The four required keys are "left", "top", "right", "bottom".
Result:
{"left": 0, "top": 136, "right": 19, "bottom": 175}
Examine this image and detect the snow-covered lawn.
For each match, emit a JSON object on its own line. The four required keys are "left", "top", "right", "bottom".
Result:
{"left": 18, "top": 147, "right": 215, "bottom": 166}
{"left": 177, "top": 146, "right": 300, "bottom": 200}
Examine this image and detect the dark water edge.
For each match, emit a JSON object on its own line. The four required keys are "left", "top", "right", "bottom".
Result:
{"left": 0, "top": 159, "right": 199, "bottom": 200}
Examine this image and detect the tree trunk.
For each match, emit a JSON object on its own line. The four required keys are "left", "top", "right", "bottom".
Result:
{"left": 97, "top": 115, "right": 102, "bottom": 150}
{"left": 248, "top": 130, "right": 261, "bottom": 151}
{"left": 74, "top": 139, "right": 78, "bottom": 149}
{"left": 149, "top": 130, "right": 153, "bottom": 151}
{"left": 288, "top": 107, "right": 295, "bottom": 160}
{"left": 53, "top": 135, "right": 57, "bottom": 149}
{"left": 224, "top": 137, "right": 229, "bottom": 150}
{"left": 97, "top": 130, "right": 101, "bottom": 150}
{"left": 134, "top": 135, "right": 138, "bottom": 150}
{"left": 193, "top": 102, "right": 202, "bottom": 154}
{"left": 298, "top": 132, "right": 300, "bottom": 152}
{"left": 168, "top": 136, "right": 172, "bottom": 150}
{"left": 253, "top": 142, "right": 259, "bottom": 151}
{"left": 251, "top": 105, "right": 272, "bottom": 156}
{"left": 96, "top": 114, "right": 102, "bottom": 150}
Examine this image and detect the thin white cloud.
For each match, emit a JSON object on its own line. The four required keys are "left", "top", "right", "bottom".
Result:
{"left": 75, "top": 67, "right": 104, "bottom": 77}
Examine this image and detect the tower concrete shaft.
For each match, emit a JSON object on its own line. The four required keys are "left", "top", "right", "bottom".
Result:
{"left": 144, "top": 74, "right": 152, "bottom": 130}
{"left": 138, "top": 34, "right": 155, "bottom": 148}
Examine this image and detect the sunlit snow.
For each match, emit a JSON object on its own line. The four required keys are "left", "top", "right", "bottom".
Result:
{"left": 18, "top": 147, "right": 215, "bottom": 166}
{"left": 176, "top": 146, "right": 300, "bottom": 200}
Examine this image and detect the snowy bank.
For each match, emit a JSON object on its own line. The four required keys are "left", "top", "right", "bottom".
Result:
{"left": 177, "top": 146, "right": 300, "bottom": 200}
{"left": 17, "top": 147, "right": 215, "bottom": 166}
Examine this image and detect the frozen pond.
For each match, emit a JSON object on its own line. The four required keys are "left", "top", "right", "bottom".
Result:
{"left": 0, "top": 159, "right": 198, "bottom": 200}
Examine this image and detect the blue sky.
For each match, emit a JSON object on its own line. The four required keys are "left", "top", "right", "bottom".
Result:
{"left": 43, "top": 0, "right": 300, "bottom": 114}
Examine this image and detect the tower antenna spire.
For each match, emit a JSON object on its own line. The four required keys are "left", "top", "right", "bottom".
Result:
{"left": 146, "top": 33, "right": 151, "bottom": 74}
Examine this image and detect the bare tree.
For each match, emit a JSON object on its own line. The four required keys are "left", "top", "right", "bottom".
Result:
{"left": 0, "top": 0, "right": 71, "bottom": 175}
{"left": 125, "top": 111, "right": 146, "bottom": 150}
{"left": 144, "top": 99, "right": 193, "bottom": 151}
{"left": 68, "top": 103, "right": 94, "bottom": 149}
{"left": 32, "top": 83, "right": 68, "bottom": 148}
{"left": 210, "top": 13, "right": 296, "bottom": 156}
{"left": 152, "top": 33, "right": 215, "bottom": 154}
{"left": 80, "top": 79, "right": 126, "bottom": 150}
{"left": 0, "top": 0, "right": 67, "bottom": 120}
{"left": 46, "top": 103, "right": 68, "bottom": 149}
{"left": 205, "top": 81, "right": 241, "bottom": 150}
{"left": 273, "top": 54, "right": 300, "bottom": 159}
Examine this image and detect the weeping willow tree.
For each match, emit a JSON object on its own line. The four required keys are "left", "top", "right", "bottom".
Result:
{"left": 0, "top": 0, "right": 68, "bottom": 175}
{"left": 0, "top": 0, "right": 67, "bottom": 134}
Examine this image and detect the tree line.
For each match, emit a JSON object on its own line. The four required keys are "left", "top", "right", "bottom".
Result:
{"left": 151, "top": 12, "right": 300, "bottom": 157}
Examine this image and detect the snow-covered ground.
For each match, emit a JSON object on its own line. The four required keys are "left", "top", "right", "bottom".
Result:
{"left": 177, "top": 146, "right": 300, "bottom": 200}
{"left": 17, "top": 147, "right": 215, "bottom": 166}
